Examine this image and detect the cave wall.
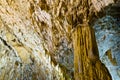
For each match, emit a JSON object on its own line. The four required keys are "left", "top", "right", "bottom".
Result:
{"left": 0, "top": 0, "right": 120, "bottom": 80}
{"left": 0, "top": 0, "right": 66, "bottom": 79}
{"left": 94, "top": 16, "right": 120, "bottom": 80}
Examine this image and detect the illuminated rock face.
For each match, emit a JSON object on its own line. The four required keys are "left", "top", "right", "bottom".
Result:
{"left": 0, "top": 0, "right": 65, "bottom": 80}
{"left": 0, "top": 0, "right": 119, "bottom": 80}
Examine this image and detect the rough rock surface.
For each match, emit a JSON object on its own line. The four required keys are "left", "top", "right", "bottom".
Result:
{"left": 0, "top": 0, "right": 119, "bottom": 80}
{"left": 0, "top": 0, "right": 65, "bottom": 80}
{"left": 94, "top": 16, "right": 120, "bottom": 80}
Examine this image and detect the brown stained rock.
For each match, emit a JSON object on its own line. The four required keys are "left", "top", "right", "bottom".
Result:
{"left": 105, "top": 49, "right": 118, "bottom": 66}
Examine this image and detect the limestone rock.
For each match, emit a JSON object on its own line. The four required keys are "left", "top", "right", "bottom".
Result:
{"left": 0, "top": 0, "right": 119, "bottom": 80}
{"left": 94, "top": 16, "right": 120, "bottom": 80}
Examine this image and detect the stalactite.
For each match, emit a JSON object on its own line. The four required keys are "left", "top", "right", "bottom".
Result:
{"left": 72, "top": 24, "right": 112, "bottom": 80}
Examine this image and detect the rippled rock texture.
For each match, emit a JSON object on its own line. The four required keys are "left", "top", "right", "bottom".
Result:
{"left": 0, "top": 0, "right": 119, "bottom": 80}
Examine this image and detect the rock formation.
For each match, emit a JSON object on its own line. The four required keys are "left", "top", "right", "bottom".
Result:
{"left": 0, "top": 0, "right": 120, "bottom": 80}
